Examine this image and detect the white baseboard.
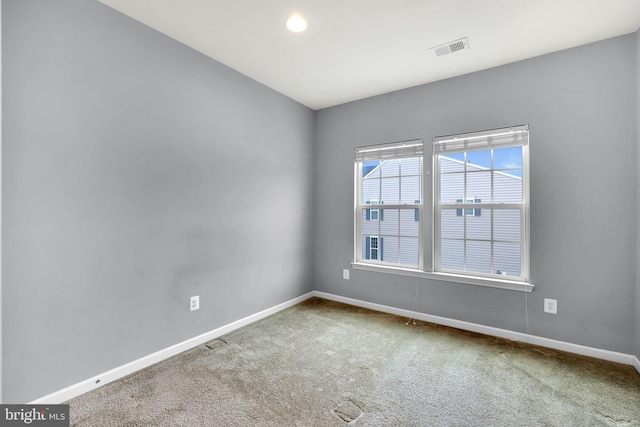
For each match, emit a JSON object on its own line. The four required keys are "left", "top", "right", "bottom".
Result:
{"left": 31, "top": 289, "right": 639, "bottom": 404}
{"left": 31, "top": 292, "right": 315, "bottom": 404}
{"left": 312, "top": 291, "right": 638, "bottom": 367}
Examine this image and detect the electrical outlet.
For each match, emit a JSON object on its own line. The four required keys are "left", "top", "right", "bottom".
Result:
{"left": 544, "top": 298, "right": 557, "bottom": 314}
{"left": 190, "top": 295, "right": 200, "bottom": 312}
{"left": 343, "top": 269, "right": 350, "bottom": 280}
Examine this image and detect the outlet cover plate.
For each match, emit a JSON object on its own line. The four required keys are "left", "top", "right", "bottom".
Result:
{"left": 544, "top": 298, "right": 557, "bottom": 314}
{"left": 190, "top": 295, "right": 200, "bottom": 311}
{"left": 343, "top": 269, "right": 350, "bottom": 280}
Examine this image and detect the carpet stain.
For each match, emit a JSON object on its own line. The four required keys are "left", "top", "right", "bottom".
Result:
{"left": 204, "top": 339, "right": 227, "bottom": 350}
{"left": 333, "top": 400, "right": 363, "bottom": 423}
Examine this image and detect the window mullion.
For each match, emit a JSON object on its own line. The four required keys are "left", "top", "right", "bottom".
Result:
{"left": 490, "top": 149, "right": 494, "bottom": 275}
{"left": 463, "top": 152, "right": 468, "bottom": 272}
{"left": 522, "top": 143, "right": 530, "bottom": 281}
{"left": 433, "top": 155, "right": 440, "bottom": 271}
{"left": 397, "top": 160, "right": 401, "bottom": 249}
{"left": 418, "top": 156, "right": 424, "bottom": 270}
{"left": 378, "top": 171, "right": 382, "bottom": 244}
{"left": 355, "top": 162, "right": 359, "bottom": 261}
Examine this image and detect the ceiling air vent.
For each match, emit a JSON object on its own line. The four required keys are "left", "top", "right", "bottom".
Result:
{"left": 431, "top": 38, "right": 469, "bottom": 57}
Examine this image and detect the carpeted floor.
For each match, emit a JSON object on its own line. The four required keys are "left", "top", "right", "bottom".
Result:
{"left": 68, "top": 298, "right": 640, "bottom": 426}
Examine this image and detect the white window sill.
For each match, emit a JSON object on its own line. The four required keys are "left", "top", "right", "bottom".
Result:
{"left": 351, "top": 262, "right": 534, "bottom": 293}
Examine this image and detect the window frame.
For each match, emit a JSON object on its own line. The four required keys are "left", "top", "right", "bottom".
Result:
{"left": 352, "top": 126, "right": 533, "bottom": 293}
{"left": 354, "top": 139, "right": 424, "bottom": 270}
{"left": 433, "top": 125, "right": 530, "bottom": 283}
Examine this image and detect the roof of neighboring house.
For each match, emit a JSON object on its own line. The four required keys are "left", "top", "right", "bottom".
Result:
{"left": 441, "top": 156, "right": 523, "bottom": 180}
{"left": 362, "top": 156, "right": 522, "bottom": 180}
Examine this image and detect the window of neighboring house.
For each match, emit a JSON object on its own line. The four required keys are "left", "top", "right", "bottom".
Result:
{"left": 368, "top": 236, "right": 379, "bottom": 260}
{"left": 355, "top": 140, "right": 423, "bottom": 268}
{"left": 457, "top": 198, "right": 482, "bottom": 217}
{"left": 368, "top": 200, "right": 379, "bottom": 221}
{"left": 433, "top": 125, "right": 529, "bottom": 281}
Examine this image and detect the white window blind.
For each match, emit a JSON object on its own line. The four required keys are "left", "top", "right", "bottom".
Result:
{"left": 434, "top": 124, "right": 529, "bottom": 154}
{"left": 355, "top": 139, "right": 423, "bottom": 162}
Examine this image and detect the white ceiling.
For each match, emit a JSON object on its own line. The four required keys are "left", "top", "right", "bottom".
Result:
{"left": 98, "top": 0, "right": 640, "bottom": 110}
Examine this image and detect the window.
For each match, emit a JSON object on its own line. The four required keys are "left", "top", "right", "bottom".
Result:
{"left": 368, "top": 236, "right": 379, "bottom": 260}
{"left": 355, "top": 140, "right": 423, "bottom": 268}
{"left": 368, "top": 200, "right": 379, "bottom": 221}
{"left": 457, "top": 198, "right": 481, "bottom": 217}
{"left": 433, "top": 125, "right": 529, "bottom": 281}
{"left": 352, "top": 126, "right": 531, "bottom": 291}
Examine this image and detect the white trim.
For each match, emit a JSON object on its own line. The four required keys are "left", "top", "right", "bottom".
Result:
{"left": 30, "top": 290, "right": 637, "bottom": 404}
{"left": 432, "top": 126, "right": 530, "bottom": 283}
{"left": 312, "top": 291, "right": 636, "bottom": 366}
{"left": 351, "top": 262, "right": 534, "bottom": 293}
{"left": 30, "top": 292, "right": 314, "bottom": 404}
{"left": 354, "top": 161, "right": 360, "bottom": 264}
{"left": 433, "top": 124, "right": 529, "bottom": 153}
{"left": 355, "top": 139, "right": 423, "bottom": 162}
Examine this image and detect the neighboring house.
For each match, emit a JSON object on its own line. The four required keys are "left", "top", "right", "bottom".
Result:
{"left": 361, "top": 156, "right": 522, "bottom": 276}
{"left": 361, "top": 157, "right": 421, "bottom": 266}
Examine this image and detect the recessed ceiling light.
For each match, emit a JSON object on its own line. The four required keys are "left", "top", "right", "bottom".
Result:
{"left": 286, "top": 15, "right": 307, "bottom": 32}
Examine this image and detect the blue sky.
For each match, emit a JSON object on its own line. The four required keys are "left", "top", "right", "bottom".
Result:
{"left": 362, "top": 147, "right": 523, "bottom": 177}
{"left": 445, "top": 147, "right": 523, "bottom": 177}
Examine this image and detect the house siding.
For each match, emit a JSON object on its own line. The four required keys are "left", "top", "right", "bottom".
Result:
{"left": 439, "top": 157, "right": 523, "bottom": 277}
{"left": 361, "top": 158, "right": 421, "bottom": 266}
{"left": 362, "top": 157, "right": 522, "bottom": 274}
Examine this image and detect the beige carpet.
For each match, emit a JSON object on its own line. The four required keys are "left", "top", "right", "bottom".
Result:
{"left": 68, "top": 298, "right": 640, "bottom": 426}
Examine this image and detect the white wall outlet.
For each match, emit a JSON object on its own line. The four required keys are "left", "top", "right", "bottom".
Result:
{"left": 190, "top": 295, "right": 200, "bottom": 311}
{"left": 343, "top": 269, "right": 350, "bottom": 280}
{"left": 544, "top": 298, "right": 557, "bottom": 314}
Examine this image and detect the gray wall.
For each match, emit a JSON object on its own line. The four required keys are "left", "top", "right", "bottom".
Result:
{"left": 636, "top": 27, "right": 640, "bottom": 361}
{"left": 314, "top": 34, "right": 637, "bottom": 355}
{"left": 2, "top": 0, "right": 314, "bottom": 402}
